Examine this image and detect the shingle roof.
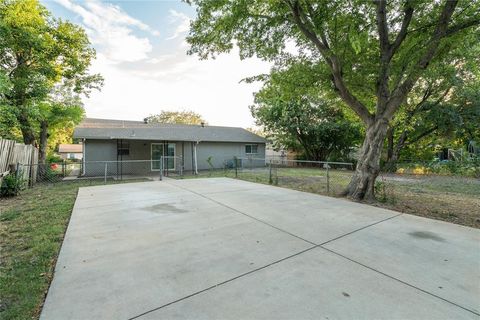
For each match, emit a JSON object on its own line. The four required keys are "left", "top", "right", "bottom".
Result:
{"left": 58, "top": 144, "right": 83, "bottom": 153}
{"left": 73, "top": 118, "right": 266, "bottom": 143}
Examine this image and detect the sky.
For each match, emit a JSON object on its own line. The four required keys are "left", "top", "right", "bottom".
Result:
{"left": 41, "top": 0, "right": 271, "bottom": 128}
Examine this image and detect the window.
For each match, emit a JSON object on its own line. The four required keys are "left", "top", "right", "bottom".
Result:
{"left": 245, "top": 144, "right": 258, "bottom": 154}
{"left": 117, "top": 141, "right": 130, "bottom": 156}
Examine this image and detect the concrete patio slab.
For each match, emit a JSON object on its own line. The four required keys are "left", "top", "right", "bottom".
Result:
{"left": 40, "top": 178, "right": 480, "bottom": 320}
{"left": 324, "top": 213, "right": 480, "bottom": 314}
{"left": 167, "top": 178, "right": 401, "bottom": 244}
{"left": 40, "top": 181, "right": 310, "bottom": 319}
{"left": 140, "top": 248, "right": 474, "bottom": 320}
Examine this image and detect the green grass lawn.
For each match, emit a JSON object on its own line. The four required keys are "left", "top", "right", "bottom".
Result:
{"left": 0, "top": 183, "right": 81, "bottom": 319}
{"left": 0, "top": 179, "right": 147, "bottom": 320}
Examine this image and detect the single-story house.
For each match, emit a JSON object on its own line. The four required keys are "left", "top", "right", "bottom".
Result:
{"left": 73, "top": 118, "right": 267, "bottom": 176}
{"left": 58, "top": 143, "right": 83, "bottom": 160}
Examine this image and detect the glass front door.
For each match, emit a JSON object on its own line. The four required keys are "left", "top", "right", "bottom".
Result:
{"left": 151, "top": 143, "right": 175, "bottom": 170}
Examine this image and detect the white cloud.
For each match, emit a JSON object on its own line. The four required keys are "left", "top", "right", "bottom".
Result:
{"left": 85, "top": 49, "right": 271, "bottom": 127}
{"left": 53, "top": 0, "right": 157, "bottom": 62}
{"left": 166, "top": 9, "right": 190, "bottom": 40}
{"left": 53, "top": 1, "right": 272, "bottom": 128}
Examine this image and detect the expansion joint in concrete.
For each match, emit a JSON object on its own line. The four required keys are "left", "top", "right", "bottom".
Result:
{"left": 129, "top": 181, "right": 478, "bottom": 319}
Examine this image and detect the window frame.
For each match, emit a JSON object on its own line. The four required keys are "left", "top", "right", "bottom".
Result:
{"left": 245, "top": 144, "right": 258, "bottom": 155}
{"left": 117, "top": 141, "right": 130, "bottom": 156}
{"left": 151, "top": 143, "right": 176, "bottom": 171}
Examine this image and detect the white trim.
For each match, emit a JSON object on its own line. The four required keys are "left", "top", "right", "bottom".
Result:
{"left": 193, "top": 141, "right": 199, "bottom": 175}
{"left": 150, "top": 143, "right": 176, "bottom": 171}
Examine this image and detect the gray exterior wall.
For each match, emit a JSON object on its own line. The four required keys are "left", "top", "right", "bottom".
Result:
{"left": 83, "top": 139, "right": 266, "bottom": 176}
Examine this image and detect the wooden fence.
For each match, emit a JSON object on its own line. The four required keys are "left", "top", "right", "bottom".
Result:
{"left": 0, "top": 138, "right": 39, "bottom": 186}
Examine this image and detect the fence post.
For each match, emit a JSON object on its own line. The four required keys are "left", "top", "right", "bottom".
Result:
{"left": 159, "top": 156, "right": 163, "bottom": 181}
{"left": 104, "top": 162, "right": 107, "bottom": 184}
{"left": 234, "top": 157, "right": 238, "bottom": 178}
{"left": 326, "top": 163, "right": 330, "bottom": 194}
{"left": 269, "top": 160, "right": 273, "bottom": 184}
{"left": 180, "top": 156, "right": 183, "bottom": 177}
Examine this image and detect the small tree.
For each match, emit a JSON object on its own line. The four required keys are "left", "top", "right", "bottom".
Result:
{"left": 36, "top": 84, "right": 85, "bottom": 163}
{"left": 251, "top": 63, "right": 361, "bottom": 161}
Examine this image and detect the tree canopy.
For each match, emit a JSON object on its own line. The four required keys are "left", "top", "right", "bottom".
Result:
{"left": 144, "top": 110, "right": 207, "bottom": 125}
{"left": 0, "top": 0, "right": 102, "bottom": 145}
{"left": 187, "top": 0, "right": 480, "bottom": 200}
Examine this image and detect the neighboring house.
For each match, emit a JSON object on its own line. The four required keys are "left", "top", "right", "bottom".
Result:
{"left": 73, "top": 118, "right": 267, "bottom": 176}
{"left": 58, "top": 143, "right": 83, "bottom": 160}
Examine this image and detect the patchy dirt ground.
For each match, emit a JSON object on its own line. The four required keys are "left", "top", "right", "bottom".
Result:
{"left": 273, "top": 172, "right": 480, "bottom": 229}
{"left": 378, "top": 175, "right": 480, "bottom": 228}
{"left": 382, "top": 190, "right": 479, "bottom": 228}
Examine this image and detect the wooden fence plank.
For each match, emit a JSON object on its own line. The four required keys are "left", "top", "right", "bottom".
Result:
{"left": 0, "top": 138, "right": 39, "bottom": 187}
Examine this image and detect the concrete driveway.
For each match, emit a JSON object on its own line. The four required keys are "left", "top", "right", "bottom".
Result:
{"left": 40, "top": 178, "right": 480, "bottom": 319}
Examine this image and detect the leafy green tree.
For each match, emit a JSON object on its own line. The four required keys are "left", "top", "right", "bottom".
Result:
{"left": 385, "top": 41, "right": 480, "bottom": 170}
{"left": 0, "top": 71, "right": 20, "bottom": 140}
{"left": 36, "top": 84, "right": 85, "bottom": 163}
{"left": 0, "top": 0, "right": 102, "bottom": 145}
{"left": 144, "top": 110, "right": 207, "bottom": 125}
{"left": 186, "top": 0, "right": 480, "bottom": 200}
{"left": 393, "top": 80, "right": 480, "bottom": 163}
{"left": 251, "top": 62, "right": 361, "bottom": 161}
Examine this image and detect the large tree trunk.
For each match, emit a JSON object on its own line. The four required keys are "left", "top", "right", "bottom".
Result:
{"left": 384, "top": 129, "right": 409, "bottom": 172}
{"left": 345, "top": 120, "right": 389, "bottom": 201}
{"left": 39, "top": 120, "right": 48, "bottom": 164}
{"left": 17, "top": 111, "right": 36, "bottom": 145}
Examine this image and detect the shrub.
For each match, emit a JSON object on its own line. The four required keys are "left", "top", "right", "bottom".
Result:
{"left": 0, "top": 174, "right": 25, "bottom": 197}
{"left": 46, "top": 154, "right": 63, "bottom": 163}
{"left": 374, "top": 180, "right": 387, "bottom": 202}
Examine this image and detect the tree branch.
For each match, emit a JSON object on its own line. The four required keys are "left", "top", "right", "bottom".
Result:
{"left": 390, "top": 1, "right": 414, "bottom": 57}
{"left": 374, "top": 1, "right": 414, "bottom": 115}
{"left": 409, "top": 125, "right": 439, "bottom": 144}
{"left": 285, "top": 0, "right": 373, "bottom": 124}
{"left": 384, "top": 0, "right": 459, "bottom": 120}
{"left": 375, "top": 0, "right": 390, "bottom": 53}
{"left": 445, "top": 18, "right": 480, "bottom": 36}
{"left": 374, "top": 0, "right": 391, "bottom": 113}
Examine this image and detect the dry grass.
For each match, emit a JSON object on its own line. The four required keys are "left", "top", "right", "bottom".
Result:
{"left": 183, "top": 168, "right": 480, "bottom": 228}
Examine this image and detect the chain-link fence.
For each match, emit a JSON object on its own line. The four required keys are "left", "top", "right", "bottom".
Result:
{"left": 237, "top": 157, "right": 355, "bottom": 196}
{"left": 15, "top": 156, "right": 185, "bottom": 186}
{"left": 180, "top": 157, "right": 355, "bottom": 197}
{"left": 7, "top": 155, "right": 478, "bottom": 227}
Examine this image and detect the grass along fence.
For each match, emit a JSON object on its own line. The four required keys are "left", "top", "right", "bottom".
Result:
{"left": 182, "top": 157, "right": 480, "bottom": 228}
{"left": 231, "top": 157, "right": 355, "bottom": 196}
